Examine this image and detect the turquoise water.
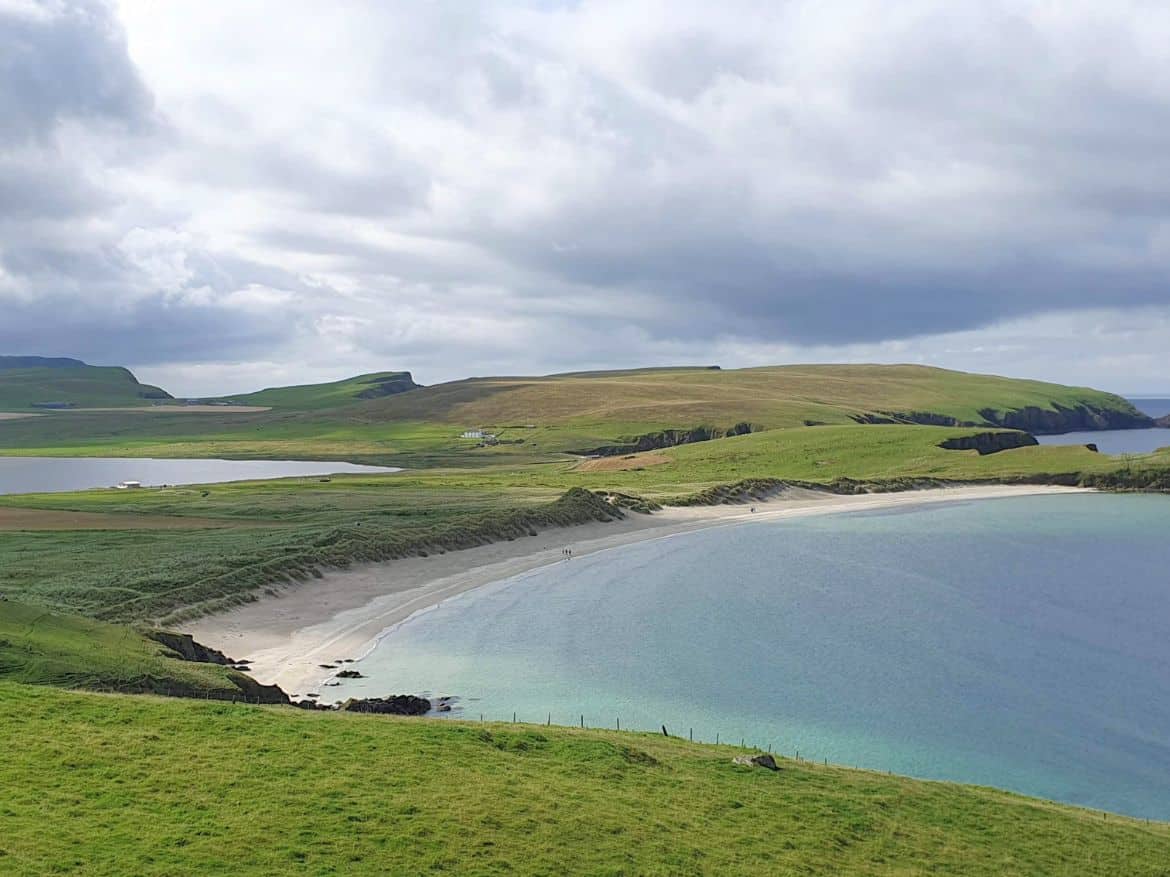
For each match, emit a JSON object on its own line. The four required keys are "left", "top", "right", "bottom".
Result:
{"left": 335, "top": 494, "right": 1170, "bottom": 818}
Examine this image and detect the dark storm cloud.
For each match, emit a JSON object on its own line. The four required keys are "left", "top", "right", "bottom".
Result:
{"left": 0, "top": 0, "right": 153, "bottom": 144}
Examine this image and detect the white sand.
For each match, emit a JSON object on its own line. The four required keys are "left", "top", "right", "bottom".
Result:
{"left": 186, "top": 484, "right": 1088, "bottom": 695}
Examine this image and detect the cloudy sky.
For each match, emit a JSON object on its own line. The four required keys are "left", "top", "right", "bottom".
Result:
{"left": 3, "top": 0, "right": 1170, "bottom": 395}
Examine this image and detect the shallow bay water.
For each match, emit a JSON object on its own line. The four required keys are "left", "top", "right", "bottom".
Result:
{"left": 337, "top": 493, "right": 1170, "bottom": 818}
{"left": 1036, "top": 428, "right": 1170, "bottom": 455}
{"left": 0, "top": 457, "right": 400, "bottom": 495}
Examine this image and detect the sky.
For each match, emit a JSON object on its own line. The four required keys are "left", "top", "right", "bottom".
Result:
{"left": 2, "top": 0, "right": 1170, "bottom": 396}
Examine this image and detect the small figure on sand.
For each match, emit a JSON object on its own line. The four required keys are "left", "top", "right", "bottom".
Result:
{"left": 562, "top": 547, "right": 573, "bottom": 559}
{"left": 750, "top": 507, "right": 756, "bottom": 513}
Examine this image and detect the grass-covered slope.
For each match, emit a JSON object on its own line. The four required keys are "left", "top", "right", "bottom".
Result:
{"left": 0, "top": 485, "right": 617, "bottom": 622}
{"left": 213, "top": 370, "right": 419, "bottom": 410}
{"left": 0, "top": 601, "right": 274, "bottom": 699}
{"left": 0, "top": 363, "right": 1150, "bottom": 464}
{"left": 0, "top": 362, "right": 171, "bottom": 411}
{"left": 0, "top": 682, "right": 1167, "bottom": 876}
{"left": 352, "top": 364, "right": 1150, "bottom": 438}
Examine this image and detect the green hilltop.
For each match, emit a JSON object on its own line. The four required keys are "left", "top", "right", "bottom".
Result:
{"left": 210, "top": 370, "right": 419, "bottom": 410}
{"left": 0, "top": 357, "right": 171, "bottom": 411}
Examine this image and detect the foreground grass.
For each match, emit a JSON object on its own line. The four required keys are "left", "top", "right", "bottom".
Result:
{"left": 0, "top": 682, "right": 1166, "bottom": 876}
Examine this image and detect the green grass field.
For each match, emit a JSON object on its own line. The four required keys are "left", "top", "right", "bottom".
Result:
{"left": 1, "top": 681, "right": 1168, "bottom": 876}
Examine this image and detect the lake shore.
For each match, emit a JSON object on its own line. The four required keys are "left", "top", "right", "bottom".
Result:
{"left": 186, "top": 484, "right": 1089, "bottom": 697}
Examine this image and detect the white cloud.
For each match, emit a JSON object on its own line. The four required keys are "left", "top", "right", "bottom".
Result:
{"left": 0, "top": 0, "right": 1167, "bottom": 395}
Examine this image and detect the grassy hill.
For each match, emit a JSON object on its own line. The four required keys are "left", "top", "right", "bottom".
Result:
{"left": 0, "top": 359, "right": 171, "bottom": 411}
{"left": 212, "top": 370, "right": 419, "bottom": 410}
{"left": 349, "top": 364, "right": 1150, "bottom": 435}
{"left": 1, "top": 681, "right": 1168, "bottom": 876}
{"left": 0, "top": 364, "right": 1151, "bottom": 465}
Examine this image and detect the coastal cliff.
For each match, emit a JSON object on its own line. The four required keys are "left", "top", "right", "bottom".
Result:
{"left": 573, "top": 422, "right": 753, "bottom": 456}
{"left": 851, "top": 403, "right": 1152, "bottom": 434}
{"left": 354, "top": 371, "right": 420, "bottom": 399}
{"left": 977, "top": 403, "right": 1152, "bottom": 434}
{"left": 1158, "top": 415, "right": 1170, "bottom": 428}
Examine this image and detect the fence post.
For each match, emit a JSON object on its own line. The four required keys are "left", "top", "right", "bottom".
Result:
{"left": 580, "top": 714, "right": 584, "bottom": 729}
{"left": 513, "top": 711, "right": 517, "bottom": 723}
{"left": 689, "top": 728, "right": 693, "bottom": 742}
{"left": 616, "top": 717, "right": 620, "bottom": 731}
{"left": 547, "top": 713, "right": 551, "bottom": 726}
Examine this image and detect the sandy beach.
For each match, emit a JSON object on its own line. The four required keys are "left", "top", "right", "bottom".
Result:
{"left": 187, "top": 484, "right": 1087, "bottom": 696}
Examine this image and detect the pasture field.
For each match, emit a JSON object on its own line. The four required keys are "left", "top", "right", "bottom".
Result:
{"left": 1, "top": 681, "right": 1168, "bottom": 876}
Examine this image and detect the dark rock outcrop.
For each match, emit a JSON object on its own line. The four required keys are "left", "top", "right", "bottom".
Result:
{"left": 147, "top": 630, "right": 236, "bottom": 665}
{"left": 146, "top": 630, "right": 289, "bottom": 704}
{"left": 335, "top": 669, "right": 364, "bottom": 679}
{"left": 1157, "top": 415, "right": 1170, "bottom": 428}
{"left": 574, "top": 422, "right": 754, "bottom": 457}
{"left": 849, "top": 403, "right": 1152, "bottom": 434}
{"left": 354, "top": 372, "right": 420, "bottom": 399}
{"left": 937, "top": 431, "right": 1038, "bottom": 455}
{"left": 339, "top": 695, "right": 432, "bottom": 715}
{"left": 851, "top": 411, "right": 975, "bottom": 427}
{"left": 733, "top": 753, "right": 779, "bottom": 771}
{"left": 229, "top": 674, "right": 291, "bottom": 705}
{"left": 977, "top": 403, "right": 1152, "bottom": 434}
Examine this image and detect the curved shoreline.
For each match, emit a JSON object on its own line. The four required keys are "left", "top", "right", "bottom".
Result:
{"left": 186, "top": 484, "right": 1089, "bottom": 696}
